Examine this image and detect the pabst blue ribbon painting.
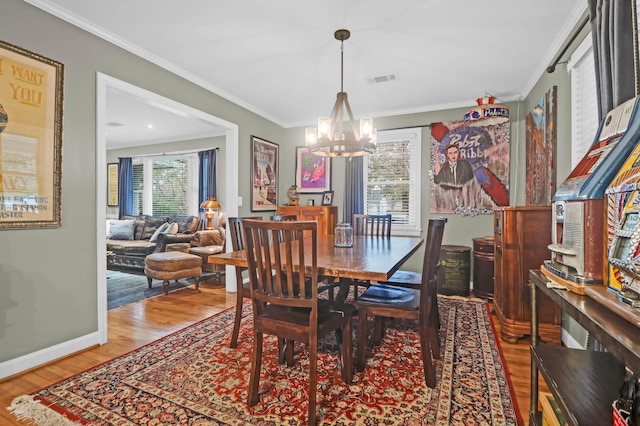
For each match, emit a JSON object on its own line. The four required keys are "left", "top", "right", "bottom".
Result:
{"left": 430, "top": 119, "right": 510, "bottom": 214}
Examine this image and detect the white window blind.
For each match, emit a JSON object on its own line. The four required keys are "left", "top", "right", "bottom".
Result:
{"left": 363, "top": 128, "right": 421, "bottom": 236}
{"left": 569, "top": 34, "right": 598, "bottom": 168}
{"left": 151, "top": 157, "right": 189, "bottom": 216}
{"left": 132, "top": 162, "right": 144, "bottom": 215}
{"left": 131, "top": 154, "right": 199, "bottom": 216}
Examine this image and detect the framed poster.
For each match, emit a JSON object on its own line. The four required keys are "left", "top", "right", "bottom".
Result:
{"left": 0, "top": 40, "right": 64, "bottom": 229}
{"left": 107, "top": 163, "right": 119, "bottom": 206}
{"left": 295, "top": 147, "right": 331, "bottom": 193}
{"left": 251, "top": 135, "right": 278, "bottom": 211}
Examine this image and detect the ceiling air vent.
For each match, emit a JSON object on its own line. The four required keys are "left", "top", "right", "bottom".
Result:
{"left": 107, "top": 121, "right": 124, "bottom": 127}
{"left": 367, "top": 73, "right": 399, "bottom": 85}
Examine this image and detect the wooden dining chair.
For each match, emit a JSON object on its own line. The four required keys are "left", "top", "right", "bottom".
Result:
{"left": 355, "top": 218, "right": 446, "bottom": 388}
{"left": 228, "top": 216, "right": 262, "bottom": 348}
{"left": 353, "top": 214, "right": 392, "bottom": 238}
{"left": 243, "top": 219, "right": 354, "bottom": 425}
{"left": 382, "top": 217, "right": 448, "bottom": 291}
{"left": 270, "top": 214, "right": 298, "bottom": 243}
{"left": 270, "top": 215, "right": 297, "bottom": 221}
{"left": 348, "top": 214, "right": 393, "bottom": 298}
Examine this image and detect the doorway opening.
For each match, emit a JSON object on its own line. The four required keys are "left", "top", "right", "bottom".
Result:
{"left": 96, "top": 73, "right": 239, "bottom": 344}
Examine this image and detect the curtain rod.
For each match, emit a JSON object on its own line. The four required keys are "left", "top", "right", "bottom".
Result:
{"left": 547, "top": 14, "right": 590, "bottom": 73}
{"left": 118, "top": 147, "right": 219, "bottom": 160}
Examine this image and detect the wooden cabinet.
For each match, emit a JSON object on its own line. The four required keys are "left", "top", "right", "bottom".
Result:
{"left": 276, "top": 206, "right": 338, "bottom": 235}
{"left": 493, "top": 206, "right": 561, "bottom": 344}
{"left": 529, "top": 270, "right": 632, "bottom": 425}
{"left": 472, "top": 236, "right": 495, "bottom": 300}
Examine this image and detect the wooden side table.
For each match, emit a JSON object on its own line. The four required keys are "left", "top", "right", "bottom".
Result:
{"left": 472, "top": 236, "right": 494, "bottom": 300}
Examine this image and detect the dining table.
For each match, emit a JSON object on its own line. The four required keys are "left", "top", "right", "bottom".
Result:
{"left": 208, "top": 234, "right": 424, "bottom": 298}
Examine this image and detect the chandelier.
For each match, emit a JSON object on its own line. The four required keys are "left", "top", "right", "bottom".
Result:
{"left": 305, "top": 29, "right": 376, "bottom": 157}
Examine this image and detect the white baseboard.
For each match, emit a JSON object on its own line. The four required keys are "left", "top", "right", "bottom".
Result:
{"left": 562, "top": 327, "right": 586, "bottom": 349}
{"left": 0, "top": 332, "right": 101, "bottom": 380}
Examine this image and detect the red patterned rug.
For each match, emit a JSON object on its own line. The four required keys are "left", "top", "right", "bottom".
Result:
{"left": 9, "top": 296, "right": 521, "bottom": 425}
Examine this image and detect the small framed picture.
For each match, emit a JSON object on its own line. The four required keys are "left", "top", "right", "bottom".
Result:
{"left": 107, "top": 163, "right": 119, "bottom": 206}
{"left": 321, "top": 190, "right": 334, "bottom": 206}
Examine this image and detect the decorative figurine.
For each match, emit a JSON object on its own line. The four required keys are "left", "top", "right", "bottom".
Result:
{"left": 287, "top": 185, "right": 300, "bottom": 206}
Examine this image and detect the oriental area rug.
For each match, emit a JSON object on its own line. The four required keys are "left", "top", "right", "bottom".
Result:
{"left": 9, "top": 296, "right": 521, "bottom": 425}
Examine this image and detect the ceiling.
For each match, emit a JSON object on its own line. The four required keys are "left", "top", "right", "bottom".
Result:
{"left": 27, "top": 0, "right": 586, "bottom": 149}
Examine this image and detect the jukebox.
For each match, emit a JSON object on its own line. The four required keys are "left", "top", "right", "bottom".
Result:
{"left": 544, "top": 96, "right": 640, "bottom": 292}
{"left": 606, "top": 137, "right": 640, "bottom": 301}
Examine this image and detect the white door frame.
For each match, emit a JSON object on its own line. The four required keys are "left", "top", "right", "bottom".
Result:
{"left": 96, "top": 73, "right": 239, "bottom": 343}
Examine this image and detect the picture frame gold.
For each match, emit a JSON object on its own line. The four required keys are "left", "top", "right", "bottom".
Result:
{"left": 0, "top": 39, "right": 64, "bottom": 229}
{"left": 107, "top": 163, "right": 119, "bottom": 206}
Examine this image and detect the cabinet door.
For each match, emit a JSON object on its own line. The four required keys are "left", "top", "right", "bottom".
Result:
{"left": 297, "top": 207, "right": 328, "bottom": 234}
{"left": 276, "top": 206, "right": 337, "bottom": 235}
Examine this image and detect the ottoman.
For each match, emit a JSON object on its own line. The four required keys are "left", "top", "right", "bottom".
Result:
{"left": 144, "top": 252, "right": 202, "bottom": 295}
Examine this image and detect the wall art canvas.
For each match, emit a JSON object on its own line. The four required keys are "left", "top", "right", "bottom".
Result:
{"left": 0, "top": 40, "right": 64, "bottom": 229}
{"left": 430, "top": 119, "right": 510, "bottom": 215}
{"left": 295, "top": 147, "right": 331, "bottom": 193}
{"left": 251, "top": 136, "right": 278, "bottom": 211}
{"left": 526, "top": 86, "right": 557, "bottom": 206}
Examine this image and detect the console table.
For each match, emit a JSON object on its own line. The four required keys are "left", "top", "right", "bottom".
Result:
{"left": 529, "top": 269, "right": 639, "bottom": 425}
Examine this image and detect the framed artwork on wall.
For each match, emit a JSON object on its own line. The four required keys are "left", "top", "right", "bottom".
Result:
{"left": 251, "top": 135, "right": 278, "bottom": 211}
{"left": 321, "top": 190, "right": 334, "bottom": 206}
{"left": 107, "top": 163, "right": 119, "bottom": 206}
{"left": 295, "top": 147, "right": 331, "bottom": 193}
{"left": 525, "top": 86, "right": 557, "bottom": 206}
{"left": 0, "top": 40, "right": 64, "bottom": 230}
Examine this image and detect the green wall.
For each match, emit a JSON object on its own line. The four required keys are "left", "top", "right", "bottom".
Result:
{"left": 520, "top": 15, "right": 591, "bottom": 348}
{"left": 0, "top": 0, "right": 588, "bottom": 373}
{"left": 0, "top": 0, "right": 284, "bottom": 369}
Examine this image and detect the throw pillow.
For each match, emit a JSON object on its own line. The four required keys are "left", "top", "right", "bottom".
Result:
{"left": 107, "top": 219, "right": 136, "bottom": 240}
{"left": 166, "top": 222, "right": 179, "bottom": 234}
{"left": 141, "top": 217, "right": 169, "bottom": 240}
{"left": 149, "top": 222, "right": 171, "bottom": 243}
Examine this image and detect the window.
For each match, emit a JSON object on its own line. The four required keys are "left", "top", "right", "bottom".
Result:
{"left": 568, "top": 34, "right": 598, "bottom": 168}
{"left": 131, "top": 154, "right": 199, "bottom": 216}
{"left": 363, "top": 128, "right": 421, "bottom": 236}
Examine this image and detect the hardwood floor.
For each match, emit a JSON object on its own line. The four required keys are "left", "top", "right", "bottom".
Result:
{"left": 0, "top": 283, "right": 542, "bottom": 425}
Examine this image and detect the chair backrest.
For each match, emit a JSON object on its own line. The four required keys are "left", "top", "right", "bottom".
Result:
{"left": 353, "top": 214, "right": 392, "bottom": 238}
{"left": 419, "top": 218, "right": 447, "bottom": 307}
{"left": 243, "top": 219, "right": 318, "bottom": 313}
{"left": 228, "top": 216, "right": 262, "bottom": 252}
{"left": 270, "top": 215, "right": 299, "bottom": 242}
{"left": 270, "top": 215, "right": 297, "bottom": 221}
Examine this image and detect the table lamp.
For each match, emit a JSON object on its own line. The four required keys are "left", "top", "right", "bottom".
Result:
{"left": 200, "top": 197, "right": 221, "bottom": 230}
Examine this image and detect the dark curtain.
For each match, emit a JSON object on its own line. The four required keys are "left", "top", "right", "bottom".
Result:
{"left": 198, "top": 149, "right": 217, "bottom": 205}
{"left": 344, "top": 156, "right": 364, "bottom": 223}
{"left": 589, "top": 0, "right": 636, "bottom": 120}
{"left": 118, "top": 157, "right": 133, "bottom": 218}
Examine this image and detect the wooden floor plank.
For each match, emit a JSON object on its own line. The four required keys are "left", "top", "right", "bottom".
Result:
{"left": 0, "top": 284, "right": 540, "bottom": 424}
